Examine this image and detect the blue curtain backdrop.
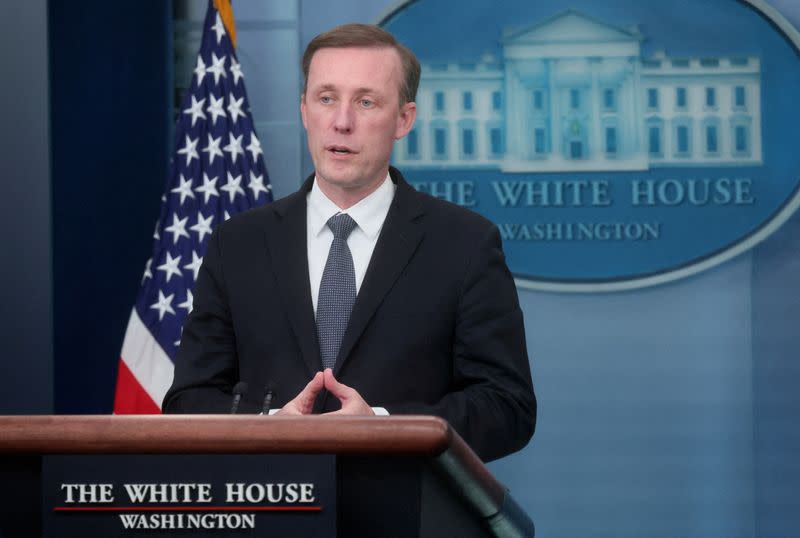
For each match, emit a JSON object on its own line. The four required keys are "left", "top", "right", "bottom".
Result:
{"left": 0, "top": 0, "right": 796, "bottom": 536}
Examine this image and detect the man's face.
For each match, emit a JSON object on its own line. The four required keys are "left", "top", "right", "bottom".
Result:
{"left": 301, "top": 46, "right": 416, "bottom": 206}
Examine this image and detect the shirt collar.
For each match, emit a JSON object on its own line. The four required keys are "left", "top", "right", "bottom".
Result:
{"left": 307, "top": 173, "right": 395, "bottom": 240}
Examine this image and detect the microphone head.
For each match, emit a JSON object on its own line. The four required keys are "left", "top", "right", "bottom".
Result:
{"left": 232, "top": 381, "right": 248, "bottom": 396}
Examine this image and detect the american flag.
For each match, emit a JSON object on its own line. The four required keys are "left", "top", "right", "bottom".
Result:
{"left": 114, "top": 0, "right": 272, "bottom": 413}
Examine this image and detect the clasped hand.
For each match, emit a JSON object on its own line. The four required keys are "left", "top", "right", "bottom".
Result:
{"left": 276, "top": 368, "right": 374, "bottom": 416}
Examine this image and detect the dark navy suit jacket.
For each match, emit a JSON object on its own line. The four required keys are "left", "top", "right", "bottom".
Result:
{"left": 163, "top": 168, "right": 535, "bottom": 462}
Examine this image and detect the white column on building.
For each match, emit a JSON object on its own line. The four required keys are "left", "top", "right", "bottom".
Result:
{"left": 447, "top": 81, "right": 457, "bottom": 162}
{"left": 630, "top": 57, "right": 643, "bottom": 154}
{"left": 548, "top": 58, "right": 561, "bottom": 160}
{"left": 504, "top": 62, "right": 519, "bottom": 161}
{"left": 692, "top": 82, "right": 703, "bottom": 157}
{"left": 590, "top": 58, "right": 602, "bottom": 161}
{"left": 751, "top": 77, "right": 762, "bottom": 161}
{"left": 622, "top": 72, "right": 634, "bottom": 154}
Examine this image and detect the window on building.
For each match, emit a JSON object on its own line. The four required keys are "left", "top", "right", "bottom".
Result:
{"left": 462, "top": 128, "right": 474, "bottom": 156}
{"left": 647, "top": 88, "right": 659, "bottom": 109}
{"left": 603, "top": 89, "right": 615, "bottom": 110}
{"left": 534, "top": 128, "right": 546, "bottom": 154}
{"left": 433, "top": 127, "right": 447, "bottom": 158}
{"left": 735, "top": 86, "right": 746, "bottom": 109}
{"left": 735, "top": 125, "right": 748, "bottom": 153}
{"left": 490, "top": 127, "right": 503, "bottom": 156}
{"left": 407, "top": 129, "right": 418, "bottom": 157}
{"left": 706, "top": 125, "right": 718, "bottom": 153}
{"left": 492, "top": 91, "right": 502, "bottom": 111}
{"left": 676, "top": 125, "right": 689, "bottom": 155}
{"left": 649, "top": 126, "right": 661, "bottom": 155}
{"left": 700, "top": 58, "right": 720, "bottom": 68}
{"left": 434, "top": 91, "right": 445, "bottom": 112}
{"left": 570, "top": 140, "right": 583, "bottom": 159}
{"left": 706, "top": 87, "right": 716, "bottom": 108}
{"left": 676, "top": 87, "right": 687, "bottom": 108}
{"left": 570, "top": 89, "right": 580, "bottom": 109}
{"left": 605, "top": 127, "right": 617, "bottom": 154}
{"left": 533, "top": 90, "right": 544, "bottom": 110}
{"left": 462, "top": 91, "right": 473, "bottom": 112}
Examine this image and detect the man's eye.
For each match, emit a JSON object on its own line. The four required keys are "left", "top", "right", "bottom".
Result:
{"left": 360, "top": 99, "right": 374, "bottom": 108}
{"left": 320, "top": 96, "right": 332, "bottom": 104}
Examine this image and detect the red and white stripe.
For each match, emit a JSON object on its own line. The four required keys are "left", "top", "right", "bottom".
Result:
{"left": 113, "top": 309, "right": 174, "bottom": 414}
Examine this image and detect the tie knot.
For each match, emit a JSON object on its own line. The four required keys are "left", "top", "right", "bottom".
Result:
{"left": 327, "top": 213, "right": 357, "bottom": 240}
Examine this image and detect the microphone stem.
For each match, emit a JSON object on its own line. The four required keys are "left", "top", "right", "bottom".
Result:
{"left": 261, "top": 390, "right": 274, "bottom": 415}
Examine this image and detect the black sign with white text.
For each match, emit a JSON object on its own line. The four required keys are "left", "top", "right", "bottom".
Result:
{"left": 42, "top": 454, "right": 336, "bottom": 537}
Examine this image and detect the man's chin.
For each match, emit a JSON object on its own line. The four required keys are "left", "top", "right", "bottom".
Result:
{"left": 317, "top": 174, "right": 359, "bottom": 190}
{"left": 315, "top": 170, "right": 389, "bottom": 205}
{"left": 315, "top": 167, "right": 367, "bottom": 190}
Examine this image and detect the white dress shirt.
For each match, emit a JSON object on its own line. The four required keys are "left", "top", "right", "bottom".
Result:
{"left": 306, "top": 173, "right": 396, "bottom": 314}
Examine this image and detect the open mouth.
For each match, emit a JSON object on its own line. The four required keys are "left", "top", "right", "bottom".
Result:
{"left": 327, "top": 145, "right": 355, "bottom": 155}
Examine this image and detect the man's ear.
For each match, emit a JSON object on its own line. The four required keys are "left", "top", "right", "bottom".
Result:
{"left": 394, "top": 101, "right": 417, "bottom": 140}
{"left": 300, "top": 93, "right": 308, "bottom": 129}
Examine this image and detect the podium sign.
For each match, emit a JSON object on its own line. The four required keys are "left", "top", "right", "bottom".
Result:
{"left": 0, "top": 415, "right": 534, "bottom": 537}
{"left": 42, "top": 454, "right": 335, "bottom": 537}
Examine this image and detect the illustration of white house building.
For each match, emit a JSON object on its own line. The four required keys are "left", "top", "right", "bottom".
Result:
{"left": 394, "top": 10, "right": 763, "bottom": 172}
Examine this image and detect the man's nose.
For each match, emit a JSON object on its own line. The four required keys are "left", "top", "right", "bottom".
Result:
{"left": 332, "top": 102, "right": 354, "bottom": 133}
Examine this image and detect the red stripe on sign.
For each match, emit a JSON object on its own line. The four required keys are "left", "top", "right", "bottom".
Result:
{"left": 113, "top": 359, "right": 162, "bottom": 414}
{"left": 54, "top": 506, "right": 322, "bottom": 512}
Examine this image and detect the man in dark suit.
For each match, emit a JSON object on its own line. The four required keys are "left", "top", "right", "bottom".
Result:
{"left": 163, "top": 23, "right": 535, "bottom": 463}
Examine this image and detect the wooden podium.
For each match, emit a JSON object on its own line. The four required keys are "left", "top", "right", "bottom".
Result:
{"left": 0, "top": 415, "right": 533, "bottom": 537}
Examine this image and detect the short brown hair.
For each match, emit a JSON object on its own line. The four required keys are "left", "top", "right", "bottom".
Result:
{"left": 302, "top": 23, "right": 421, "bottom": 105}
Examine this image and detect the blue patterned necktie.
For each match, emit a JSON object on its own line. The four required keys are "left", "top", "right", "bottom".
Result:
{"left": 316, "top": 213, "right": 358, "bottom": 370}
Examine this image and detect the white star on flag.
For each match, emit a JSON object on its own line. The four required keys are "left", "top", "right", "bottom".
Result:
{"left": 230, "top": 58, "right": 243, "bottom": 85}
{"left": 174, "top": 329, "right": 183, "bottom": 348}
{"left": 248, "top": 171, "right": 270, "bottom": 198}
{"left": 246, "top": 133, "right": 263, "bottom": 162}
{"left": 202, "top": 133, "right": 224, "bottom": 165}
{"left": 157, "top": 252, "right": 183, "bottom": 283}
{"left": 221, "top": 172, "right": 245, "bottom": 202}
{"left": 208, "top": 52, "right": 227, "bottom": 85}
{"left": 206, "top": 93, "right": 226, "bottom": 125}
{"left": 178, "top": 289, "right": 194, "bottom": 313}
{"left": 194, "top": 55, "right": 207, "bottom": 85}
{"left": 164, "top": 214, "right": 190, "bottom": 244}
{"left": 170, "top": 174, "right": 195, "bottom": 205}
{"left": 184, "top": 251, "right": 203, "bottom": 281}
{"left": 227, "top": 94, "right": 245, "bottom": 124}
{"left": 150, "top": 290, "right": 176, "bottom": 321}
{"left": 211, "top": 13, "right": 226, "bottom": 44}
{"left": 142, "top": 258, "right": 153, "bottom": 283}
{"left": 177, "top": 135, "right": 199, "bottom": 165}
{"left": 223, "top": 133, "right": 244, "bottom": 165}
{"left": 195, "top": 173, "right": 219, "bottom": 204}
{"left": 190, "top": 212, "right": 215, "bottom": 242}
{"left": 183, "top": 95, "right": 206, "bottom": 127}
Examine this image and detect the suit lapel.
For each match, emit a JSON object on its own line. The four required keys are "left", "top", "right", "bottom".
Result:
{"left": 333, "top": 171, "right": 425, "bottom": 375}
{"left": 263, "top": 175, "right": 322, "bottom": 377}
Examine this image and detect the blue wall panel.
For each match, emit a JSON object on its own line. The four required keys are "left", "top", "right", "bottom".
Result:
{"left": 48, "top": 1, "right": 171, "bottom": 413}
{"left": 0, "top": 1, "right": 53, "bottom": 414}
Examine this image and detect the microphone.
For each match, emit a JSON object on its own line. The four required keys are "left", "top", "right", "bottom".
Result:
{"left": 260, "top": 386, "right": 275, "bottom": 415}
{"left": 230, "top": 381, "right": 248, "bottom": 414}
